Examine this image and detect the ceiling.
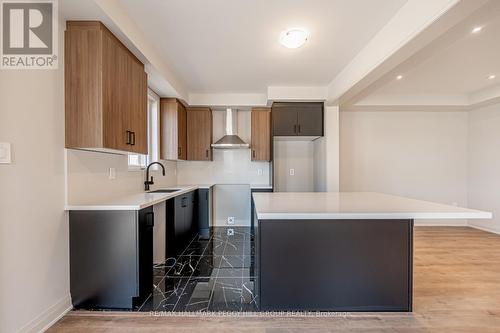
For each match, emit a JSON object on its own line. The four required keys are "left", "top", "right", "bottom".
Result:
{"left": 119, "top": 0, "right": 407, "bottom": 94}
{"left": 355, "top": 1, "right": 500, "bottom": 105}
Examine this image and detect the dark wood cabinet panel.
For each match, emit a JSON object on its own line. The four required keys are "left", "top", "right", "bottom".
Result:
{"left": 166, "top": 191, "right": 197, "bottom": 257}
{"left": 160, "top": 98, "right": 187, "bottom": 160}
{"left": 69, "top": 207, "right": 153, "bottom": 310}
{"left": 178, "top": 103, "right": 187, "bottom": 160}
{"left": 272, "top": 105, "right": 298, "bottom": 136}
{"left": 271, "top": 102, "right": 323, "bottom": 137}
{"left": 297, "top": 104, "right": 323, "bottom": 136}
{"left": 196, "top": 188, "right": 211, "bottom": 239}
{"left": 65, "top": 21, "right": 147, "bottom": 154}
{"left": 187, "top": 107, "right": 213, "bottom": 161}
{"left": 251, "top": 108, "right": 271, "bottom": 161}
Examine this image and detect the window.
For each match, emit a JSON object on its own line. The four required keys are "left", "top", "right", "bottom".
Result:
{"left": 128, "top": 89, "right": 161, "bottom": 169}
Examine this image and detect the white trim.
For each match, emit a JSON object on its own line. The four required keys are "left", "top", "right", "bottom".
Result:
{"left": 468, "top": 224, "right": 500, "bottom": 235}
{"left": 18, "top": 294, "right": 72, "bottom": 333}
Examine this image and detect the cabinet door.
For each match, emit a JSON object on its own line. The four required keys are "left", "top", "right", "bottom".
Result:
{"left": 187, "top": 108, "right": 212, "bottom": 161}
{"left": 251, "top": 108, "right": 271, "bottom": 161}
{"left": 65, "top": 24, "right": 103, "bottom": 149}
{"left": 184, "top": 191, "right": 195, "bottom": 236}
{"left": 128, "top": 67, "right": 148, "bottom": 154}
{"left": 272, "top": 105, "right": 298, "bottom": 136}
{"left": 297, "top": 103, "right": 323, "bottom": 136}
{"left": 178, "top": 103, "right": 187, "bottom": 160}
{"left": 137, "top": 207, "right": 154, "bottom": 305}
{"left": 160, "top": 99, "right": 187, "bottom": 160}
{"left": 196, "top": 189, "right": 210, "bottom": 238}
{"left": 174, "top": 196, "right": 186, "bottom": 254}
{"left": 102, "top": 29, "right": 129, "bottom": 151}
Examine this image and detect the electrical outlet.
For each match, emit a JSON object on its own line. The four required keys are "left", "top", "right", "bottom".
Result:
{"left": 289, "top": 168, "right": 295, "bottom": 176}
{"left": 257, "top": 168, "right": 263, "bottom": 176}
{"left": 227, "top": 216, "right": 235, "bottom": 225}
{"left": 108, "top": 168, "right": 116, "bottom": 180}
{"left": 227, "top": 228, "right": 234, "bottom": 236}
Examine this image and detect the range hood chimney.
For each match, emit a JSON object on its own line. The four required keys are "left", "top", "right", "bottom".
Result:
{"left": 211, "top": 108, "right": 250, "bottom": 149}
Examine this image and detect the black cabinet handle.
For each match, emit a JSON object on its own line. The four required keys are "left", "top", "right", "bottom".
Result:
{"left": 293, "top": 124, "right": 297, "bottom": 134}
{"left": 252, "top": 150, "right": 256, "bottom": 158}
{"left": 126, "top": 131, "right": 131, "bottom": 145}
{"left": 205, "top": 149, "right": 209, "bottom": 158}
{"left": 298, "top": 124, "right": 301, "bottom": 134}
{"left": 131, "top": 132, "right": 136, "bottom": 146}
{"left": 178, "top": 147, "right": 181, "bottom": 157}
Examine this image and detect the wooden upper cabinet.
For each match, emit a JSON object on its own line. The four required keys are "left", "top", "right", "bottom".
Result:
{"left": 160, "top": 98, "right": 187, "bottom": 160}
{"left": 251, "top": 108, "right": 271, "bottom": 161}
{"left": 65, "top": 21, "right": 148, "bottom": 154}
{"left": 187, "top": 108, "right": 213, "bottom": 161}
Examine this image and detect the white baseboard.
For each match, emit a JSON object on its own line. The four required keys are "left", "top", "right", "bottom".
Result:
{"left": 18, "top": 294, "right": 72, "bottom": 333}
{"left": 468, "top": 224, "right": 500, "bottom": 235}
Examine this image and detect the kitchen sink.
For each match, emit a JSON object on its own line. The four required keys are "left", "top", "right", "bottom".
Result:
{"left": 149, "top": 189, "right": 181, "bottom": 193}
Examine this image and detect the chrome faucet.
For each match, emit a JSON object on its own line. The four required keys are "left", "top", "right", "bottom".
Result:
{"left": 144, "top": 162, "right": 166, "bottom": 191}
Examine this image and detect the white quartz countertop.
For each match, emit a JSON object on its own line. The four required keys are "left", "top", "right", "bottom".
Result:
{"left": 250, "top": 184, "right": 273, "bottom": 190}
{"left": 252, "top": 192, "right": 493, "bottom": 220}
{"left": 65, "top": 185, "right": 201, "bottom": 211}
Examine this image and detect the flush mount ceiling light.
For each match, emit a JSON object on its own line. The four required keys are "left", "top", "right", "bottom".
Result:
{"left": 396, "top": 75, "right": 403, "bottom": 80}
{"left": 488, "top": 74, "right": 496, "bottom": 80}
{"left": 279, "top": 28, "right": 309, "bottom": 49}
{"left": 471, "top": 26, "right": 483, "bottom": 34}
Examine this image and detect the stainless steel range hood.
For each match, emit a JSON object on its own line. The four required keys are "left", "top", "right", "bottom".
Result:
{"left": 211, "top": 108, "right": 250, "bottom": 149}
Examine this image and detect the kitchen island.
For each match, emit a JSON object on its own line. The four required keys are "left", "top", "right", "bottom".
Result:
{"left": 252, "top": 192, "right": 491, "bottom": 312}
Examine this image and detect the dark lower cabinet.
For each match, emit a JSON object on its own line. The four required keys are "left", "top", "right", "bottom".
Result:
{"left": 166, "top": 190, "right": 197, "bottom": 258}
{"left": 196, "top": 188, "right": 211, "bottom": 239}
{"left": 69, "top": 207, "right": 154, "bottom": 310}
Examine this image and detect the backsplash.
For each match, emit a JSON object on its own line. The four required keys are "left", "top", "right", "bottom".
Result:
{"left": 177, "top": 149, "right": 270, "bottom": 185}
{"left": 66, "top": 149, "right": 177, "bottom": 204}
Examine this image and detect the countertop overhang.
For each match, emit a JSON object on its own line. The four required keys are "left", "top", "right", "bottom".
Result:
{"left": 252, "top": 192, "right": 493, "bottom": 220}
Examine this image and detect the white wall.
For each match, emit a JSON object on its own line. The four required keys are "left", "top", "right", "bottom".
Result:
{"left": 0, "top": 21, "right": 70, "bottom": 333}
{"left": 214, "top": 184, "right": 251, "bottom": 226}
{"left": 66, "top": 149, "right": 177, "bottom": 204}
{"left": 313, "top": 137, "right": 327, "bottom": 191}
{"left": 324, "top": 106, "right": 340, "bottom": 191}
{"left": 340, "top": 110, "right": 469, "bottom": 226}
{"left": 274, "top": 140, "right": 315, "bottom": 192}
{"left": 468, "top": 103, "right": 500, "bottom": 234}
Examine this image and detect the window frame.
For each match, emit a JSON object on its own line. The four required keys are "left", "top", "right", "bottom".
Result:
{"left": 127, "top": 88, "right": 161, "bottom": 170}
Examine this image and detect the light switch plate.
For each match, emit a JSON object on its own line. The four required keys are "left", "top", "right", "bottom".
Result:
{"left": 289, "top": 168, "right": 295, "bottom": 176}
{"left": 227, "top": 216, "right": 235, "bottom": 225}
{"left": 0, "top": 142, "right": 12, "bottom": 164}
{"left": 257, "top": 168, "right": 263, "bottom": 176}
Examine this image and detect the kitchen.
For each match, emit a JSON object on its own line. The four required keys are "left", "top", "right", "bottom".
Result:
{"left": 2, "top": 0, "right": 500, "bottom": 332}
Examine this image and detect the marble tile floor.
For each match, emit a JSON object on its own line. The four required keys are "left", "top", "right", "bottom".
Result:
{"left": 137, "top": 227, "right": 258, "bottom": 312}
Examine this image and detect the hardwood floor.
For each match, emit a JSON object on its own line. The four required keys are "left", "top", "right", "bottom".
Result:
{"left": 49, "top": 227, "right": 500, "bottom": 333}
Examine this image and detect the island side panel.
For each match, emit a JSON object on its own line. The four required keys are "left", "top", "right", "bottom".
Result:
{"left": 257, "top": 219, "right": 413, "bottom": 312}
{"left": 69, "top": 210, "right": 139, "bottom": 309}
